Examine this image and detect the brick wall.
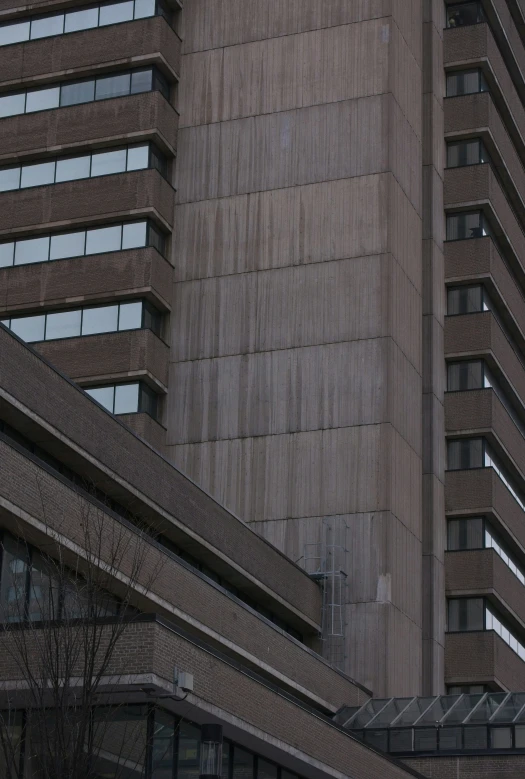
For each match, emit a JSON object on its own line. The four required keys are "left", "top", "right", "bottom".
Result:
{"left": 0, "top": 90, "right": 178, "bottom": 160}
{"left": 0, "top": 15, "right": 180, "bottom": 85}
{"left": 35, "top": 328, "right": 169, "bottom": 387}
{"left": 0, "top": 247, "right": 172, "bottom": 314}
{"left": 0, "top": 169, "right": 175, "bottom": 237}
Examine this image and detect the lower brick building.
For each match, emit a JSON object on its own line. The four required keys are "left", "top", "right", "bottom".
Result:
{"left": 0, "top": 324, "right": 424, "bottom": 778}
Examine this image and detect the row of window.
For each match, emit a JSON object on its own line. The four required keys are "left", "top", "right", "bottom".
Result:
{"left": 0, "top": 67, "right": 169, "bottom": 119}
{"left": 0, "top": 142, "right": 167, "bottom": 194}
{"left": 2, "top": 707, "right": 303, "bottom": 779}
{"left": 354, "top": 720, "right": 525, "bottom": 755}
{"left": 448, "top": 516, "right": 525, "bottom": 587}
{"left": 447, "top": 437, "right": 525, "bottom": 513}
{"left": 1, "top": 299, "right": 162, "bottom": 342}
{"left": 0, "top": 532, "right": 122, "bottom": 623}
{"left": 86, "top": 381, "right": 159, "bottom": 419}
{"left": 0, "top": 421, "right": 304, "bottom": 644}
{"left": 448, "top": 684, "right": 488, "bottom": 695}
{"left": 0, "top": 0, "right": 171, "bottom": 49}
{"left": 0, "top": 219, "right": 165, "bottom": 269}
{"left": 448, "top": 598, "right": 525, "bottom": 661}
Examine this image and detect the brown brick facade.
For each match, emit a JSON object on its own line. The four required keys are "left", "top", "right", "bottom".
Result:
{"left": 118, "top": 411, "right": 167, "bottom": 453}
{"left": 445, "top": 389, "right": 525, "bottom": 484}
{"left": 0, "top": 90, "right": 178, "bottom": 161}
{"left": 0, "top": 169, "right": 175, "bottom": 238}
{"left": 444, "top": 23, "right": 525, "bottom": 156}
{"left": 0, "top": 14, "right": 181, "bottom": 87}
{"left": 445, "top": 237, "right": 525, "bottom": 345}
{"left": 0, "top": 617, "right": 415, "bottom": 779}
{"left": 444, "top": 165, "right": 525, "bottom": 284}
{"left": 445, "top": 630, "right": 525, "bottom": 689}
{"left": 0, "top": 247, "right": 172, "bottom": 314}
{"left": 446, "top": 548, "right": 525, "bottom": 630}
{"left": 446, "top": 467, "right": 525, "bottom": 550}
{"left": 445, "top": 312, "right": 525, "bottom": 409}
{"left": 34, "top": 327, "right": 170, "bottom": 387}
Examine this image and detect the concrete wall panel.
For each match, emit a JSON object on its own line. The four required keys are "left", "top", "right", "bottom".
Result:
{"left": 174, "top": 174, "right": 389, "bottom": 281}
{"left": 180, "top": 0, "right": 389, "bottom": 54}
{"left": 179, "top": 19, "right": 390, "bottom": 128}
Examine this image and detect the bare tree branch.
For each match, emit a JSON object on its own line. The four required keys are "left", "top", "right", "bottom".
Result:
{"left": 0, "top": 477, "right": 166, "bottom": 779}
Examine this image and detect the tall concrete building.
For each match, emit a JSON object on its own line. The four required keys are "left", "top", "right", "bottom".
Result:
{"left": 2, "top": 0, "right": 525, "bottom": 727}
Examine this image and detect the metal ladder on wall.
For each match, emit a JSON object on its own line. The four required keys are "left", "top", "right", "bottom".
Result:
{"left": 303, "top": 518, "right": 348, "bottom": 672}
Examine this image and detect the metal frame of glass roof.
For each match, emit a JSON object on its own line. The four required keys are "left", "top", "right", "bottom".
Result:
{"left": 339, "top": 693, "right": 525, "bottom": 729}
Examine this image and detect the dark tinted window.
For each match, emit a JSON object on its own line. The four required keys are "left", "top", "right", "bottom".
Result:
{"left": 446, "top": 211, "right": 487, "bottom": 240}
{"left": 447, "top": 517, "right": 484, "bottom": 550}
{"left": 448, "top": 598, "right": 484, "bottom": 631}
{"left": 446, "top": 69, "right": 487, "bottom": 97}
{"left": 447, "top": 360, "right": 484, "bottom": 390}
{"left": 447, "top": 285, "right": 486, "bottom": 314}
{"left": 447, "top": 438, "right": 484, "bottom": 470}
{"left": 447, "top": 2, "right": 485, "bottom": 27}
{"left": 60, "top": 79, "right": 95, "bottom": 106}
{"left": 95, "top": 73, "right": 131, "bottom": 101}
{"left": 447, "top": 139, "right": 487, "bottom": 167}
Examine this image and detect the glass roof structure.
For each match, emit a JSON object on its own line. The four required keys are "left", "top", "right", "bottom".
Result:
{"left": 335, "top": 695, "right": 525, "bottom": 755}
{"left": 337, "top": 694, "right": 525, "bottom": 728}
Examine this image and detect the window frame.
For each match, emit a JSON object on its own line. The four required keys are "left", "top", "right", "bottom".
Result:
{"left": 446, "top": 2, "right": 486, "bottom": 29}
{"left": 446, "top": 138, "right": 488, "bottom": 169}
{"left": 85, "top": 381, "right": 159, "bottom": 420}
{"left": 0, "top": 142, "right": 168, "bottom": 194}
{"left": 445, "top": 210, "right": 490, "bottom": 242}
{"left": 446, "top": 68, "right": 488, "bottom": 98}
{"left": 0, "top": 66, "right": 170, "bottom": 121}
{"left": 0, "top": 219, "right": 166, "bottom": 269}
{"left": 1, "top": 299, "right": 163, "bottom": 343}
{"left": 0, "top": 530, "right": 122, "bottom": 625}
